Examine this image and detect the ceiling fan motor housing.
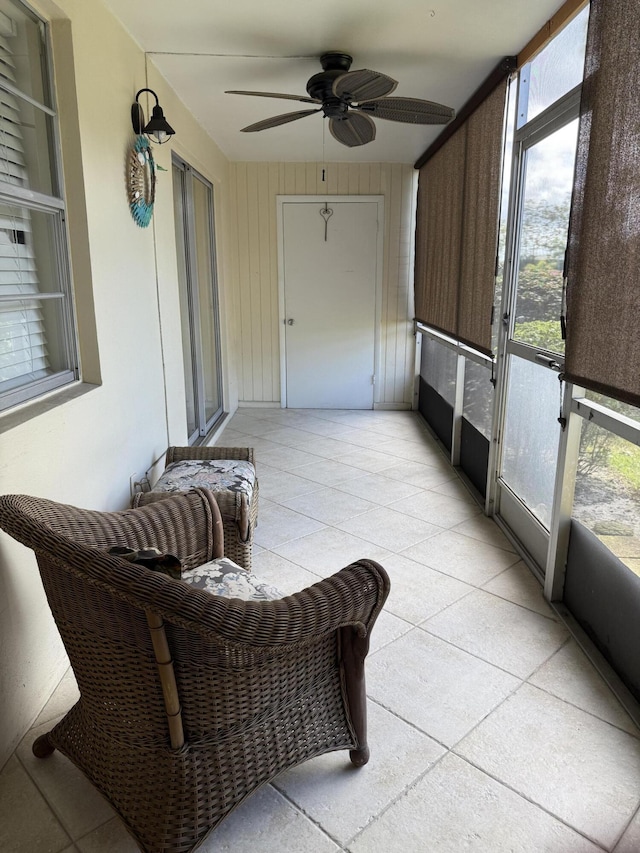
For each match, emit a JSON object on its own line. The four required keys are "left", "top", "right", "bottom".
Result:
{"left": 306, "top": 52, "right": 354, "bottom": 115}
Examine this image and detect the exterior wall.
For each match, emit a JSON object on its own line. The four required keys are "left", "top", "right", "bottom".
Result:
{"left": 228, "top": 162, "right": 418, "bottom": 408}
{"left": 0, "top": 0, "right": 238, "bottom": 767}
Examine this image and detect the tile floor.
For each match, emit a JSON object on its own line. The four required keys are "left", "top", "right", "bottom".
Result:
{"left": 3, "top": 407, "right": 640, "bottom": 852}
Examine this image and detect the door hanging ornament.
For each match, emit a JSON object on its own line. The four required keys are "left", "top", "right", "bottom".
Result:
{"left": 127, "top": 135, "right": 156, "bottom": 228}
{"left": 319, "top": 205, "right": 333, "bottom": 241}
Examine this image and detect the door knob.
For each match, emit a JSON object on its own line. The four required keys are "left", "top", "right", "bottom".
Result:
{"left": 287, "top": 318, "right": 295, "bottom": 325}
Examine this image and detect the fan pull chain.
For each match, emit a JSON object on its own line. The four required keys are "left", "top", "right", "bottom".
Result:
{"left": 319, "top": 205, "right": 333, "bottom": 241}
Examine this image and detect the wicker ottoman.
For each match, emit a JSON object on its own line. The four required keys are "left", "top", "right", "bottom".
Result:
{"left": 132, "top": 446, "right": 258, "bottom": 571}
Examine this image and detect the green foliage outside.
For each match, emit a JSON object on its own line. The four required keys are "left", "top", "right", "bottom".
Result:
{"left": 609, "top": 443, "right": 640, "bottom": 493}
{"left": 514, "top": 319, "right": 564, "bottom": 354}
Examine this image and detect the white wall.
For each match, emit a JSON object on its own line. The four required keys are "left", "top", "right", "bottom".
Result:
{"left": 0, "top": 0, "right": 238, "bottom": 767}
{"left": 228, "top": 162, "right": 418, "bottom": 408}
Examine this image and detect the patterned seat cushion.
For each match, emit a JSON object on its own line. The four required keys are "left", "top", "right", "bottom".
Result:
{"left": 154, "top": 459, "right": 255, "bottom": 506}
{"left": 182, "top": 556, "right": 282, "bottom": 601}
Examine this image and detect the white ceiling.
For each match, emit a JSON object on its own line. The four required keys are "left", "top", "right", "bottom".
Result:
{"left": 103, "top": 0, "right": 562, "bottom": 164}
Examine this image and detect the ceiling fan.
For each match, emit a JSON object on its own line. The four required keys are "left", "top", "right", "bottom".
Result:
{"left": 226, "top": 52, "right": 455, "bottom": 148}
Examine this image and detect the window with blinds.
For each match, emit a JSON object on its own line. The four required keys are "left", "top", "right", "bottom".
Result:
{"left": 0, "top": 0, "right": 77, "bottom": 413}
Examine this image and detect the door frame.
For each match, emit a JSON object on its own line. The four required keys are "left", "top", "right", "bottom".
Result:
{"left": 276, "top": 195, "right": 384, "bottom": 409}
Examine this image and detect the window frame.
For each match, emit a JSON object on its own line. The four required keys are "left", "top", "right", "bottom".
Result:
{"left": 0, "top": 0, "right": 79, "bottom": 414}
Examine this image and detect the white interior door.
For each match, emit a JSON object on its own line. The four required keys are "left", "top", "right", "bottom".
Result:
{"left": 280, "top": 197, "right": 381, "bottom": 409}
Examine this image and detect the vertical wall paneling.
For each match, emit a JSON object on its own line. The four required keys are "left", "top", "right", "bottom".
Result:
{"left": 228, "top": 162, "right": 416, "bottom": 406}
{"left": 246, "top": 163, "right": 263, "bottom": 397}
{"left": 233, "top": 164, "right": 254, "bottom": 400}
{"left": 268, "top": 164, "right": 281, "bottom": 398}
{"left": 257, "top": 165, "right": 273, "bottom": 400}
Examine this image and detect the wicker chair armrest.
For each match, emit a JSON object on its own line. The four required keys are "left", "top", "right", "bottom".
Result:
{"left": 143, "top": 558, "right": 390, "bottom": 649}
{"left": 166, "top": 446, "right": 255, "bottom": 465}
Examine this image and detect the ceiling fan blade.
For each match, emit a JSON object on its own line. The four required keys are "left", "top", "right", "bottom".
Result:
{"left": 355, "top": 97, "right": 455, "bottom": 125}
{"left": 329, "top": 112, "right": 376, "bottom": 147}
{"left": 240, "top": 108, "right": 321, "bottom": 133}
{"left": 226, "top": 90, "right": 320, "bottom": 105}
{"left": 332, "top": 69, "right": 398, "bottom": 102}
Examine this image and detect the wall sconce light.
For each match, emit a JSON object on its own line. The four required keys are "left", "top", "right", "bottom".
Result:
{"left": 131, "top": 88, "right": 175, "bottom": 144}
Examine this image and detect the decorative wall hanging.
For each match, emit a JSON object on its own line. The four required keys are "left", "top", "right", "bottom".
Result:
{"left": 127, "top": 135, "right": 156, "bottom": 228}
{"left": 319, "top": 204, "right": 333, "bottom": 241}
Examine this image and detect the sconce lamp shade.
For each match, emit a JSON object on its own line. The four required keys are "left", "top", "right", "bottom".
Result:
{"left": 131, "top": 88, "right": 175, "bottom": 144}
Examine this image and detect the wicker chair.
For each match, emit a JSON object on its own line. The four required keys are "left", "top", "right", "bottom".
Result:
{"left": 0, "top": 491, "right": 390, "bottom": 853}
{"left": 133, "top": 446, "right": 258, "bottom": 571}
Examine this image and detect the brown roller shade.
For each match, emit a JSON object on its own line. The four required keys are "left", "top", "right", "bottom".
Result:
{"left": 414, "top": 125, "right": 466, "bottom": 339}
{"left": 564, "top": 0, "right": 640, "bottom": 408}
{"left": 458, "top": 81, "right": 508, "bottom": 356}
{"left": 414, "top": 77, "right": 508, "bottom": 356}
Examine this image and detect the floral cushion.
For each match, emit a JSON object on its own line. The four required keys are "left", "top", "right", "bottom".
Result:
{"left": 154, "top": 459, "right": 255, "bottom": 505}
{"left": 182, "top": 556, "right": 282, "bottom": 601}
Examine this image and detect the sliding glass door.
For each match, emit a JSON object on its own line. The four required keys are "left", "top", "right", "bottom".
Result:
{"left": 172, "top": 157, "right": 223, "bottom": 442}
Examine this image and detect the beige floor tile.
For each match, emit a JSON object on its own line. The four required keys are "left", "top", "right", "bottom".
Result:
{"left": 273, "top": 527, "right": 390, "bottom": 577}
{"left": 0, "top": 755, "right": 71, "bottom": 853}
{"left": 377, "top": 553, "right": 474, "bottom": 625}
{"left": 251, "top": 551, "right": 323, "bottom": 595}
{"left": 455, "top": 683, "right": 640, "bottom": 848}
{"left": 349, "top": 753, "right": 603, "bottom": 853}
{"left": 481, "top": 560, "right": 555, "bottom": 617}
{"left": 375, "top": 437, "right": 451, "bottom": 465}
{"left": 224, "top": 414, "right": 278, "bottom": 436}
{"left": 529, "top": 640, "right": 640, "bottom": 735}
{"left": 212, "top": 428, "right": 250, "bottom": 445}
{"left": 255, "top": 444, "right": 325, "bottom": 471}
{"left": 271, "top": 418, "right": 358, "bottom": 439}
{"left": 367, "top": 629, "right": 519, "bottom": 747}
{"left": 370, "top": 458, "right": 457, "bottom": 489}
{"left": 255, "top": 464, "right": 323, "bottom": 502}
{"left": 291, "top": 436, "right": 357, "bottom": 458}
{"left": 289, "top": 457, "right": 366, "bottom": 486}
{"left": 388, "top": 489, "right": 481, "bottom": 528}
{"left": 450, "top": 513, "right": 516, "bottom": 551}
{"left": 253, "top": 425, "right": 324, "bottom": 446}
{"left": 614, "top": 809, "right": 640, "bottom": 852}
{"left": 334, "top": 471, "right": 424, "bottom": 505}
{"left": 332, "top": 448, "right": 400, "bottom": 473}
{"left": 368, "top": 608, "right": 413, "bottom": 654}
{"left": 422, "top": 589, "right": 568, "bottom": 679}
{"left": 337, "top": 506, "right": 444, "bottom": 552}
{"left": 428, "top": 476, "right": 480, "bottom": 503}
{"left": 34, "top": 668, "right": 80, "bottom": 727}
{"left": 401, "top": 529, "right": 520, "bottom": 585}
{"left": 15, "top": 720, "right": 117, "bottom": 840}
{"left": 252, "top": 502, "right": 326, "bottom": 549}
{"left": 76, "top": 819, "right": 139, "bottom": 853}
{"left": 280, "top": 487, "right": 378, "bottom": 525}
{"left": 197, "top": 785, "right": 339, "bottom": 853}
{"left": 363, "top": 418, "right": 434, "bottom": 442}
{"left": 275, "top": 699, "right": 445, "bottom": 845}
{"left": 330, "top": 427, "right": 394, "bottom": 449}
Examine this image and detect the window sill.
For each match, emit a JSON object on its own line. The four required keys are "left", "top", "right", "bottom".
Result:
{"left": 0, "top": 381, "right": 100, "bottom": 435}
